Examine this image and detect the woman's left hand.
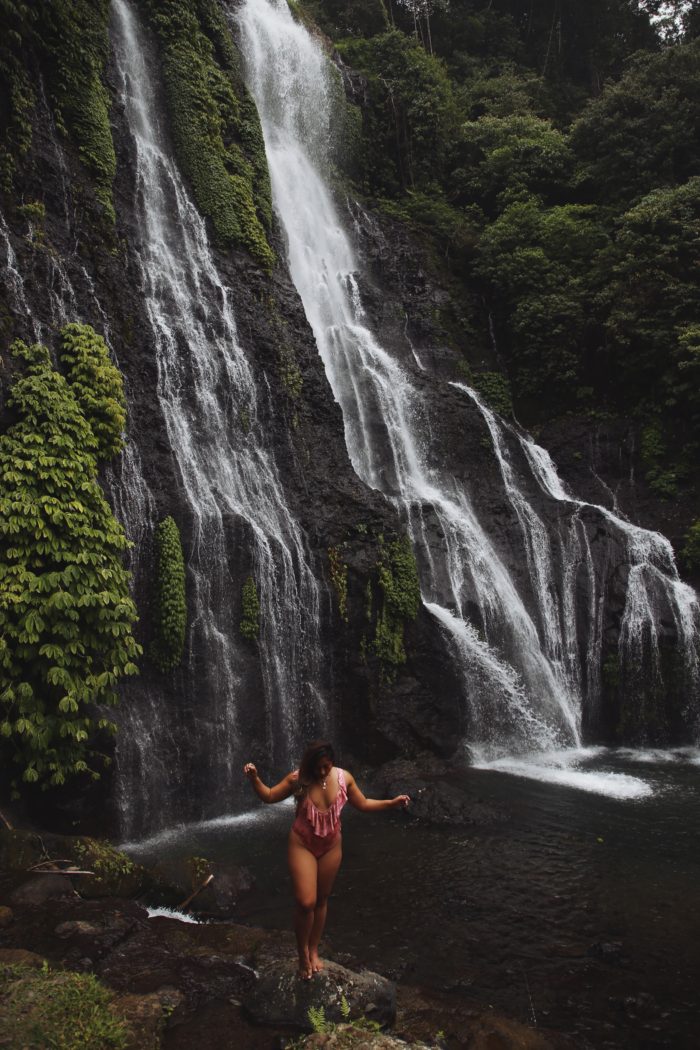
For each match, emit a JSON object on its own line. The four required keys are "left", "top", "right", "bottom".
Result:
{"left": 392, "top": 794, "right": 410, "bottom": 808}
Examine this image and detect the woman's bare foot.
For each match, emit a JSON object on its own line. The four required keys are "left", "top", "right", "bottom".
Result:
{"left": 309, "top": 949, "right": 324, "bottom": 973}
{"left": 297, "top": 951, "right": 313, "bottom": 980}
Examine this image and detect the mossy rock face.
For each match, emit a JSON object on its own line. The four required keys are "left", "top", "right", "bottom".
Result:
{"left": 0, "top": 830, "right": 146, "bottom": 899}
{"left": 141, "top": 0, "right": 275, "bottom": 268}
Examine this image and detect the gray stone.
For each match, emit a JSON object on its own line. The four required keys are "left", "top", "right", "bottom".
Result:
{"left": 10, "top": 874, "right": 76, "bottom": 907}
{"left": 54, "top": 920, "right": 103, "bottom": 938}
{"left": 243, "top": 959, "right": 396, "bottom": 1031}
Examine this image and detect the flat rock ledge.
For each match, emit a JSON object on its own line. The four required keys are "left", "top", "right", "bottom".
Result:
{"left": 244, "top": 958, "right": 396, "bottom": 1030}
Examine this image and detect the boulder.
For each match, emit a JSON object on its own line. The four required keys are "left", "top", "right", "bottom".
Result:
{"left": 0, "top": 947, "right": 46, "bottom": 968}
{"left": 112, "top": 987, "right": 184, "bottom": 1050}
{"left": 244, "top": 959, "right": 396, "bottom": 1031}
{"left": 303, "top": 1030, "right": 432, "bottom": 1049}
{"left": 10, "top": 874, "right": 76, "bottom": 907}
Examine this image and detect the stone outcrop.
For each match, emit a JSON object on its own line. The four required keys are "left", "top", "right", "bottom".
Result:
{"left": 243, "top": 958, "right": 396, "bottom": 1030}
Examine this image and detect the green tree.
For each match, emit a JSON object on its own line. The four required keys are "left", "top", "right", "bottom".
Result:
{"left": 336, "top": 29, "right": 458, "bottom": 194}
{"left": 453, "top": 113, "right": 573, "bottom": 213}
{"left": 476, "top": 197, "right": 609, "bottom": 406}
{"left": 603, "top": 178, "right": 700, "bottom": 412}
{"left": 0, "top": 340, "right": 140, "bottom": 791}
{"left": 571, "top": 40, "right": 700, "bottom": 206}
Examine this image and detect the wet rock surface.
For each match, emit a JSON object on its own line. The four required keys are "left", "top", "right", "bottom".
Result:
{"left": 146, "top": 853, "right": 255, "bottom": 917}
{"left": 244, "top": 958, "right": 396, "bottom": 1030}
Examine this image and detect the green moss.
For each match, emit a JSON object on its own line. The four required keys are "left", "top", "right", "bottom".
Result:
{"left": 58, "top": 324, "right": 126, "bottom": 461}
{"left": 39, "top": 0, "right": 117, "bottom": 224}
{"left": 328, "top": 546, "right": 349, "bottom": 623}
{"left": 240, "top": 575, "right": 260, "bottom": 640}
{"left": 150, "top": 516, "right": 187, "bottom": 673}
{"left": 0, "top": 4, "right": 36, "bottom": 194}
{"left": 472, "top": 371, "right": 513, "bottom": 419}
{"left": 372, "top": 535, "right": 420, "bottom": 679}
{"left": 278, "top": 344, "right": 304, "bottom": 399}
{"left": 142, "top": 0, "right": 274, "bottom": 269}
{"left": 0, "top": 339, "right": 140, "bottom": 793}
{"left": 0, "top": 962, "right": 128, "bottom": 1049}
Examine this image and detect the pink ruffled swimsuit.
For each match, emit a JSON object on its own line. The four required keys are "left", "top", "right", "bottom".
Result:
{"left": 292, "top": 767, "right": 348, "bottom": 858}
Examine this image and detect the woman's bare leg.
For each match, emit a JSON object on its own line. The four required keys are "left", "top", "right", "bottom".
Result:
{"left": 288, "top": 832, "right": 318, "bottom": 978}
{"left": 309, "top": 838, "right": 342, "bottom": 973}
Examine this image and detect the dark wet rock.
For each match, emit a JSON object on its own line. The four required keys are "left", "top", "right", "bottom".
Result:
{"left": 145, "top": 854, "right": 255, "bottom": 917}
{"left": 366, "top": 760, "right": 509, "bottom": 827}
{"left": 243, "top": 959, "right": 396, "bottom": 1031}
{"left": 112, "top": 987, "right": 184, "bottom": 1050}
{"left": 0, "top": 906, "right": 14, "bottom": 929}
{"left": 9, "top": 874, "right": 77, "bottom": 907}
{"left": 54, "top": 920, "right": 104, "bottom": 938}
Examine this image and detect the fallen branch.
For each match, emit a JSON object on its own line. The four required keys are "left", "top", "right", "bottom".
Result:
{"left": 177, "top": 873, "right": 214, "bottom": 912}
{"left": 28, "top": 859, "right": 95, "bottom": 876}
{"left": 0, "top": 808, "right": 13, "bottom": 831}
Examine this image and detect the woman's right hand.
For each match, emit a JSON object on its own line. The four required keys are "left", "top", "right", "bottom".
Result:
{"left": 243, "top": 762, "right": 258, "bottom": 779}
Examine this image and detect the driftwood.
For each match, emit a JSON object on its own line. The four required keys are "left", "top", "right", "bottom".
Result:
{"left": 28, "top": 859, "right": 95, "bottom": 876}
{"left": 177, "top": 873, "right": 214, "bottom": 911}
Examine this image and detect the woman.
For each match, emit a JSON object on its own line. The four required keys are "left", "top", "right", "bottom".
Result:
{"left": 244, "top": 740, "right": 410, "bottom": 980}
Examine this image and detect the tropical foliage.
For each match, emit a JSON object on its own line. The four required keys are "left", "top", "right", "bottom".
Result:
{"left": 0, "top": 336, "right": 139, "bottom": 791}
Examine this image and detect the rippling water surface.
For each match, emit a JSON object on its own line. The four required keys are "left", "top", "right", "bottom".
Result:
{"left": 127, "top": 750, "right": 700, "bottom": 1048}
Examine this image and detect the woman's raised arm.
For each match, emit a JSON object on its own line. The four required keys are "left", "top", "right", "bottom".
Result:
{"left": 243, "top": 763, "right": 298, "bottom": 804}
{"left": 345, "top": 770, "right": 410, "bottom": 812}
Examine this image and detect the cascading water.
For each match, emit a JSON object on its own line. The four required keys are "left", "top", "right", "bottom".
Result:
{"left": 237, "top": 0, "right": 700, "bottom": 757}
{"left": 110, "top": 0, "right": 325, "bottom": 835}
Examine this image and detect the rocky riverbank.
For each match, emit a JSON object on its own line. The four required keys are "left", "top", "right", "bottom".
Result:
{"left": 0, "top": 826, "right": 574, "bottom": 1049}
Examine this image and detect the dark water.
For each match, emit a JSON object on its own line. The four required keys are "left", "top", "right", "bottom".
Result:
{"left": 126, "top": 749, "right": 700, "bottom": 1048}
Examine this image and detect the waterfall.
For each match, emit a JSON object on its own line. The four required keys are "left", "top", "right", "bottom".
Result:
{"left": 110, "top": 0, "right": 325, "bottom": 834}
{"left": 237, "top": 0, "right": 700, "bottom": 754}
{"left": 0, "top": 210, "right": 41, "bottom": 341}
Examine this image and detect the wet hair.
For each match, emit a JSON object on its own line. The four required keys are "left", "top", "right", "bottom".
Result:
{"left": 296, "top": 739, "right": 335, "bottom": 799}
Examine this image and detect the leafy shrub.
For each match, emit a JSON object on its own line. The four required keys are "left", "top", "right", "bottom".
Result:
{"left": 58, "top": 323, "right": 126, "bottom": 461}
{"left": 150, "top": 516, "right": 187, "bottom": 672}
{"left": 0, "top": 340, "right": 140, "bottom": 791}
{"left": 472, "top": 371, "right": 513, "bottom": 419}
